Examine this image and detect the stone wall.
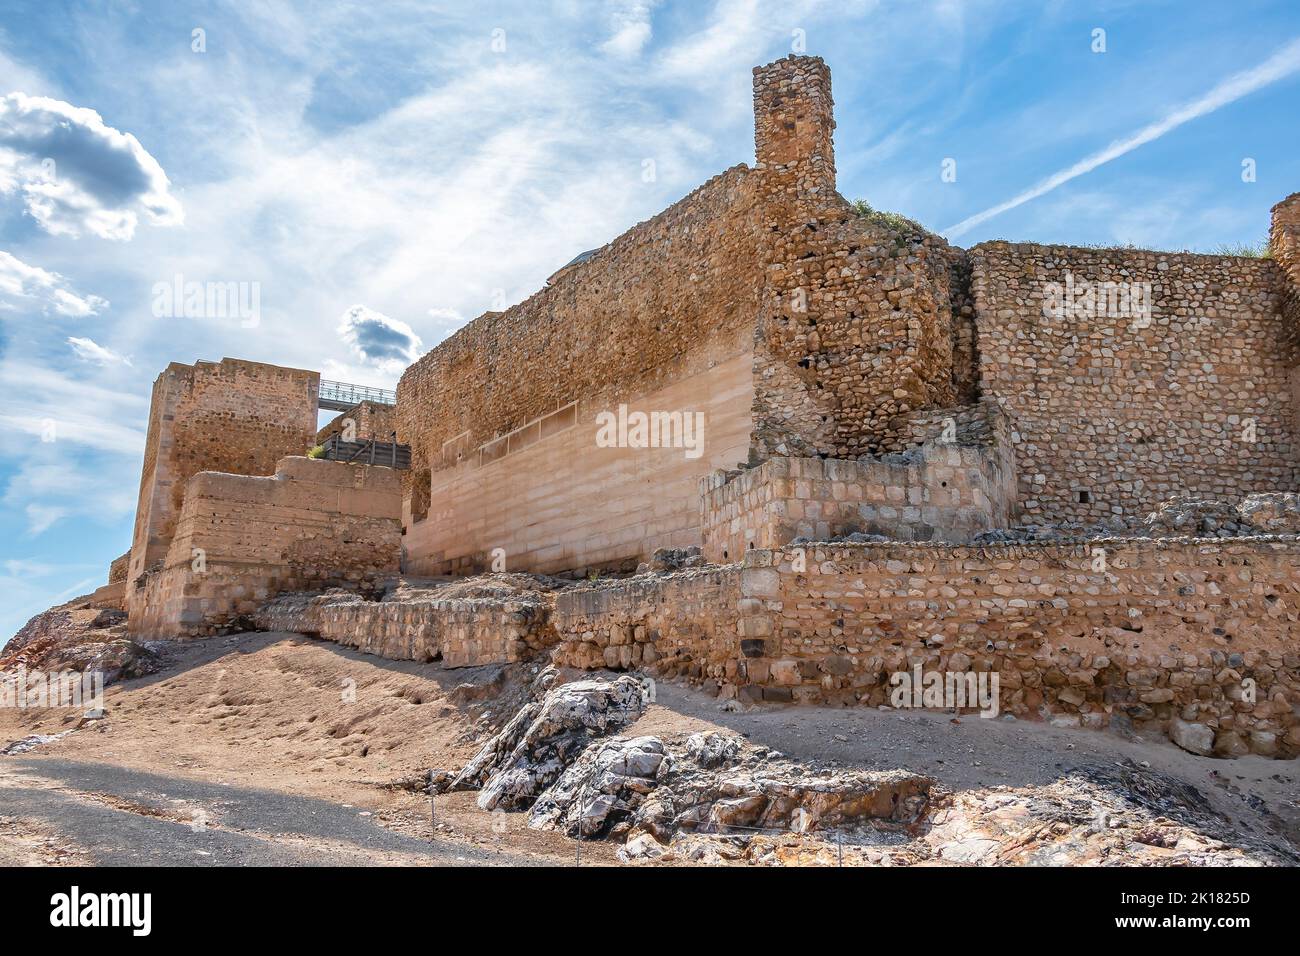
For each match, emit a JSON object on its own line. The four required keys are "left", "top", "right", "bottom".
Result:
{"left": 749, "top": 57, "right": 957, "bottom": 461}
{"left": 255, "top": 585, "right": 555, "bottom": 669}
{"left": 405, "top": 343, "right": 754, "bottom": 576}
{"left": 553, "top": 538, "right": 1300, "bottom": 757}
{"left": 392, "top": 55, "right": 977, "bottom": 580}
{"left": 1271, "top": 193, "right": 1300, "bottom": 441}
{"left": 700, "top": 400, "right": 1016, "bottom": 561}
{"left": 129, "top": 457, "right": 401, "bottom": 639}
{"left": 316, "top": 400, "right": 398, "bottom": 445}
{"left": 1272, "top": 192, "right": 1300, "bottom": 353}
{"left": 396, "top": 158, "right": 768, "bottom": 578}
{"left": 551, "top": 567, "right": 742, "bottom": 682}
{"left": 107, "top": 551, "right": 130, "bottom": 584}
{"left": 128, "top": 358, "right": 320, "bottom": 586}
{"left": 86, "top": 581, "right": 126, "bottom": 611}
{"left": 971, "top": 244, "right": 1299, "bottom": 524}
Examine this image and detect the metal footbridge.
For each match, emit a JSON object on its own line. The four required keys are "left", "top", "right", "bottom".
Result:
{"left": 318, "top": 380, "right": 397, "bottom": 412}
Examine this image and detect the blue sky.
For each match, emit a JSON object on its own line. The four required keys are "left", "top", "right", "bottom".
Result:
{"left": 1, "top": 0, "right": 1298, "bottom": 641}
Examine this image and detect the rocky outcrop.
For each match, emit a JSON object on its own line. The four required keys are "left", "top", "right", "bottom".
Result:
{"left": 2, "top": 604, "right": 158, "bottom": 686}
{"left": 447, "top": 667, "right": 647, "bottom": 810}
{"left": 530, "top": 729, "right": 933, "bottom": 847}
{"left": 529, "top": 735, "right": 670, "bottom": 836}
{"left": 920, "top": 760, "right": 1294, "bottom": 867}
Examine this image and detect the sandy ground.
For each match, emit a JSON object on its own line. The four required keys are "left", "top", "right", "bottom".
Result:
{"left": 0, "top": 630, "right": 1296, "bottom": 865}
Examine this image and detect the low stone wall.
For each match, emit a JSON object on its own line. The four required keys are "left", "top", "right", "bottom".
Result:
{"left": 128, "top": 457, "right": 402, "bottom": 639}
{"left": 86, "top": 581, "right": 126, "bottom": 611}
{"left": 316, "top": 400, "right": 399, "bottom": 445}
{"left": 552, "top": 567, "right": 742, "bottom": 687}
{"left": 254, "top": 586, "right": 555, "bottom": 668}
{"left": 554, "top": 538, "right": 1300, "bottom": 757}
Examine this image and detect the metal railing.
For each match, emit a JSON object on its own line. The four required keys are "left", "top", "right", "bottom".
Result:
{"left": 318, "top": 379, "right": 397, "bottom": 411}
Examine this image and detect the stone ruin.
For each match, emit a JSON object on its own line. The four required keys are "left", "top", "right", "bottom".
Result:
{"left": 77, "top": 55, "right": 1300, "bottom": 760}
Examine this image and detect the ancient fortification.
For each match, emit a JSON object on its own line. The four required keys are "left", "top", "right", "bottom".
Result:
{"left": 89, "top": 56, "right": 1300, "bottom": 760}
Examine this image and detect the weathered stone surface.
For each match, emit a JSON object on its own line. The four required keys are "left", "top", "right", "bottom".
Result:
{"left": 528, "top": 736, "right": 670, "bottom": 837}
{"left": 450, "top": 668, "right": 646, "bottom": 811}
{"left": 127, "top": 358, "right": 319, "bottom": 588}
{"left": 554, "top": 538, "right": 1300, "bottom": 756}
{"left": 523, "top": 726, "right": 933, "bottom": 847}
{"left": 1170, "top": 719, "right": 1215, "bottom": 757}
{"left": 2, "top": 603, "right": 158, "bottom": 687}
{"left": 1238, "top": 493, "right": 1300, "bottom": 533}
{"left": 131, "top": 456, "right": 402, "bottom": 640}
{"left": 1145, "top": 496, "right": 1248, "bottom": 537}
{"left": 255, "top": 574, "right": 561, "bottom": 668}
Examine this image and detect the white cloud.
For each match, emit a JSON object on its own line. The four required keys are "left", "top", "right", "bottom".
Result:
{"left": 67, "top": 336, "right": 131, "bottom": 366}
{"left": 602, "top": 0, "right": 660, "bottom": 58}
{"left": 337, "top": 304, "right": 423, "bottom": 371}
{"left": 943, "top": 36, "right": 1300, "bottom": 238}
{"left": 3, "top": 452, "right": 138, "bottom": 538}
{"left": 3, "top": 558, "right": 62, "bottom": 577}
{"left": 0, "top": 249, "right": 108, "bottom": 316}
{"left": 0, "top": 91, "right": 184, "bottom": 240}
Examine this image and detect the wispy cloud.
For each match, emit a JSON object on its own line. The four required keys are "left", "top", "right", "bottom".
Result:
{"left": 602, "top": 0, "right": 661, "bottom": 58}
{"left": 943, "top": 37, "right": 1300, "bottom": 238}
{"left": 0, "top": 249, "right": 108, "bottom": 316}
{"left": 0, "top": 360, "right": 147, "bottom": 454}
{"left": 67, "top": 335, "right": 131, "bottom": 366}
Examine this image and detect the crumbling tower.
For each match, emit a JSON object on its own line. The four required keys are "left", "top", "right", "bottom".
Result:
{"left": 752, "top": 55, "right": 836, "bottom": 210}
{"left": 749, "top": 55, "right": 956, "bottom": 461}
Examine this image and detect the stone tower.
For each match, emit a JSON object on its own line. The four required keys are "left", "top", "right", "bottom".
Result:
{"left": 752, "top": 55, "right": 836, "bottom": 208}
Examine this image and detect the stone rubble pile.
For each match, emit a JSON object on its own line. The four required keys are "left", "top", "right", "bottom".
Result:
{"left": 1237, "top": 492, "right": 1300, "bottom": 534}
{"left": 1144, "top": 496, "right": 1257, "bottom": 537}
{"left": 1142, "top": 492, "right": 1300, "bottom": 538}
{"left": 972, "top": 522, "right": 1131, "bottom": 544}
{"left": 635, "top": 546, "right": 707, "bottom": 575}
